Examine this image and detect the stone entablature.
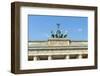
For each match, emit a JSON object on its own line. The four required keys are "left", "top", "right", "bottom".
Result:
{"left": 48, "top": 38, "right": 70, "bottom": 46}
{"left": 28, "top": 50, "right": 88, "bottom": 56}
{"left": 28, "top": 40, "right": 87, "bottom": 47}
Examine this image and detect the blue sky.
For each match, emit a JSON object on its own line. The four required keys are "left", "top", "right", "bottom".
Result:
{"left": 28, "top": 15, "right": 88, "bottom": 41}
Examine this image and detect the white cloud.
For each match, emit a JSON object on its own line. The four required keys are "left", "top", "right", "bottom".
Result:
{"left": 44, "top": 33, "right": 50, "bottom": 38}
{"left": 77, "top": 28, "right": 83, "bottom": 32}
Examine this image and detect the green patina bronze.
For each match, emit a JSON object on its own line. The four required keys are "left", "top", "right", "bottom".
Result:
{"left": 51, "top": 24, "right": 67, "bottom": 38}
